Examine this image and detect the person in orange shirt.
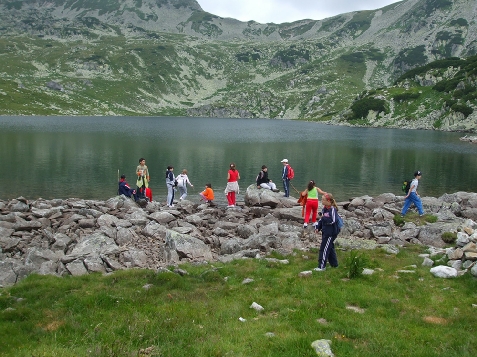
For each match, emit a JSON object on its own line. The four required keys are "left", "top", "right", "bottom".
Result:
{"left": 199, "top": 183, "right": 215, "bottom": 205}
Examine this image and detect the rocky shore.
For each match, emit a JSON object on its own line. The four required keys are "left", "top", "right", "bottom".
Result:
{"left": 1, "top": 185, "right": 477, "bottom": 286}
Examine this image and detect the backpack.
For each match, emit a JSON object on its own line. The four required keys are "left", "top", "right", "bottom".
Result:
{"left": 335, "top": 212, "right": 344, "bottom": 234}
{"left": 402, "top": 179, "right": 412, "bottom": 194}
{"left": 287, "top": 165, "right": 295, "bottom": 179}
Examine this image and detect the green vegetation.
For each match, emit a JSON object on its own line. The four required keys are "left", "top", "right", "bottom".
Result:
{"left": 393, "top": 213, "right": 438, "bottom": 227}
{"left": 1, "top": 246, "right": 476, "bottom": 357}
{"left": 393, "top": 92, "right": 421, "bottom": 102}
{"left": 345, "top": 251, "right": 369, "bottom": 279}
{"left": 350, "top": 97, "right": 387, "bottom": 119}
{"left": 394, "top": 45, "right": 428, "bottom": 71}
{"left": 441, "top": 232, "right": 458, "bottom": 244}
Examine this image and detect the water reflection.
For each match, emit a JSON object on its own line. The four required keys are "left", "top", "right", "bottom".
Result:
{"left": 0, "top": 116, "right": 476, "bottom": 203}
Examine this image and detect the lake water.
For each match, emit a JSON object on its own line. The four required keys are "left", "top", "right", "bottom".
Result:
{"left": 0, "top": 116, "right": 476, "bottom": 204}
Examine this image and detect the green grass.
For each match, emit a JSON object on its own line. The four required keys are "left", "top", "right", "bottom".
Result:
{"left": 1, "top": 246, "right": 476, "bottom": 357}
{"left": 393, "top": 213, "right": 438, "bottom": 226}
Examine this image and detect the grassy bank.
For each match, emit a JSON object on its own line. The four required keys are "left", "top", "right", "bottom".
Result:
{"left": 1, "top": 245, "right": 476, "bottom": 357}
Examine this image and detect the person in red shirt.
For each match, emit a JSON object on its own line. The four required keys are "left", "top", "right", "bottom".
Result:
{"left": 225, "top": 163, "right": 240, "bottom": 207}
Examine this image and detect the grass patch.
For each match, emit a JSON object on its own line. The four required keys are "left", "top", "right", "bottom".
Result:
{"left": 1, "top": 247, "right": 476, "bottom": 357}
{"left": 394, "top": 213, "right": 438, "bottom": 226}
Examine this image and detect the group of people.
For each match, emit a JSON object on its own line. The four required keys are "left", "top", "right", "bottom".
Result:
{"left": 118, "top": 158, "right": 425, "bottom": 272}
{"left": 118, "top": 158, "right": 215, "bottom": 208}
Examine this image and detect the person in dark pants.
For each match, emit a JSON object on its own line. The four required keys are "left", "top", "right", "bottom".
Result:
{"left": 314, "top": 193, "right": 339, "bottom": 271}
{"left": 281, "top": 159, "right": 290, "bottom": 197}
{"left": 118, "top": 175, "right": 137, "bottom": 201}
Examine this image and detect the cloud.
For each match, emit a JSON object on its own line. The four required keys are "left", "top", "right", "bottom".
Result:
{"left": 197, "top": 0, "right": 402, "bottom": 24}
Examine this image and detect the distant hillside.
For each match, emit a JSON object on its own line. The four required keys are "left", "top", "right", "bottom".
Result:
{"left": 0, "top": 0, "right": 476, "bottom": 131}
{"left": 330, "top": 55, "right": 477, "bottom": 131}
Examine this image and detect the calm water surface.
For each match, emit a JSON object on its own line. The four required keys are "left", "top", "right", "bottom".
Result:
{"left": 0, "top": 116, "right": 476, "bottom": 204}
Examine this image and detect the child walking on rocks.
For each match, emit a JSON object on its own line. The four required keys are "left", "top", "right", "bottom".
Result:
{"left": 314, "top": 193, "right": 339, "bottom": 272}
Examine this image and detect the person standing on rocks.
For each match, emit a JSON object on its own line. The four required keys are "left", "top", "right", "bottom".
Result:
{"left": 314, "top": 193, "right": 339, "bottom": 272}
{"left": 136, "top": 158, "right": 150, "bottom": 200}
{"left": 165, "top": 166, "right": 176, "bottom": 207}
{"left": 401, "top": 170, "right": 424, "bottom": 217}
{"left": 301, "top": 180, "right": 327, "bottom": 229}
{"left": 176, "top": 169, "right": 194, "bottom": 201}
{"left": 281, "top": 159, "right": 291, "bottom": 197}
{"left": 256, "top": 165, "right": 279, "bottom": 192}
{"left": 225, "top": 163, "right": 240, "bottom": 208}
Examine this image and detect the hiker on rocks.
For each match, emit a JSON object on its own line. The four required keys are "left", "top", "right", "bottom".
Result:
{"left": 256, "top": 165, "right": 279, "bottom": 192}
{"left": 401, "top": 170, "right": 424, "bottom": 217}
{"left": 281, "top": 159, "right": 291, "bottom": 197}
{"left": 225, "top": 163, "right": 240, "bottom": 208}
{"left": 301, "top": 180, "right": 327, "bottom": 229}
{"left": 314, "top": 193, "right": 339, "bottom": 272}
{"left": 136, "top": 158, "right": 150, "bottom": 200}
{"left": 118, "top": 174, "right": 137, "bottom": 201}
{"left": 199, "top": 183, "right": 215, "bottom": 205}
{"left": 165, "top": 166, "right": 176, "bottom": 207}
{"left": 176, "top": 169, "right": 194, "bottom": 201}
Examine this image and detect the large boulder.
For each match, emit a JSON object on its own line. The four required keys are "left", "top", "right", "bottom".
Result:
{"left": 244, "top": 184, "right": 280, "bottom": 208}
{"left": 164, "top": 230, "right": 213, "bottom": 263}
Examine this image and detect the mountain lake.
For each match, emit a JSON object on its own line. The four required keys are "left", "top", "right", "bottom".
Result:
{"left": 0, "top": 116, "right": 476, "bottom": 204}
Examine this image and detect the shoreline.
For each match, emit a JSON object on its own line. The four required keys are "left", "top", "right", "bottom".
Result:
{"left": 1, "top": 187, "right": 477, "bottom": 286}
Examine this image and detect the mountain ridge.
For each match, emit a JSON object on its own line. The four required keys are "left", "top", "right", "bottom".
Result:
{"left": 0, "top": 0, "right": 476, "bottom": 131}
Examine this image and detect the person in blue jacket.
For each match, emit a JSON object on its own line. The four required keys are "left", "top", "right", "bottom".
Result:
{"left": 165, "top": 166, "right": 176, "bottom": 207}
{"left": 281, "top": 159, "right": 290, "bottom": 197}
{"left": 314, "top": 193, "right": 339, "bottom": 271}
{"left": 118, "top": 175, "right": 137, "bottom": 201}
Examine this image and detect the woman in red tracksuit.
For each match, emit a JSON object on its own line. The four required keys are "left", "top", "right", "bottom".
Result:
{"left": 314, "top": 193, "right": 339, "bottom": 271}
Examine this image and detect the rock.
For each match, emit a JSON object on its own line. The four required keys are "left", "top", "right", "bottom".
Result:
{"left": 149, "top": 211, "right": 176, "bottom": 224}
{"left": 122, "top": 248, "right": 148, "bottom": 268}
{"left": 250, "top": 302, "right": 264, "bottom": 311}
{"left": 471, "top": 264, "right": 477, "bottom": 277}
{"left": 430, "top": 265, "right": 458, "bottom": 278}
{"left": 66, "top": 259, "right": 88, "bottom": 276}
{"left": 164, "top": 230, "right": 213, "bottom": 263}
{"left": 69, "top": 232, "right": 120, "bottom": 258}
{"left": 422, "top": 257, "right": 434, "bottom": 267}
{"left": 311, "top": 339, "right": 334, "bottom": 357}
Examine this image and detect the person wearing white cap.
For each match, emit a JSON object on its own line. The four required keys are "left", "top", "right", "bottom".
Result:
{"left": 281, "top": 159, "right": 290, "bottom": 197}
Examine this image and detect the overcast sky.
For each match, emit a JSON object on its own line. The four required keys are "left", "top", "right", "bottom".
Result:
{"left": 197, "top": 0, "right": 402, "bottom": 24}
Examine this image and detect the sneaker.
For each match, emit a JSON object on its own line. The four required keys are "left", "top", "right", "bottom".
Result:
{"left": 313, "top": 267, "right": 326, "bottom": 272}
{"left": 419, "top": 214, "right": 424, "bottom": 217}
{"left": 272, "top": 189, "right": 280, "bottom": 193}
{"left": 303, "top": 223, "right": 308, "bottom": 229}
{"left": 400, "top": 214, "right": 404, "bottom": 218}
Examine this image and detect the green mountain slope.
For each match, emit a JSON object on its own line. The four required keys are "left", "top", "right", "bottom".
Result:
{"left": 332, "top": 55, "right": 477, "bottom": 131}
{"left": 0, "top": 0, "right": 476, "bottom": 130}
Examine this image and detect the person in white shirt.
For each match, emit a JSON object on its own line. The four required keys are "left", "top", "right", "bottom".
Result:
{"left": 401, "top": 170, "right": 424, "bottom": 217}
{"left": 176, "top": 169, "right": 194, "bottom": 200}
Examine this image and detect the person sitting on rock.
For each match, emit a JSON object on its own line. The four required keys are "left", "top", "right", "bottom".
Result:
{"left": 118, "top": 174, "right": 137, "bottom": 201}
{"left": 199, "top": 183, "right": 215, "bottom": 206}
{"left": 256, "top": 165, "right": 279, "bottom": 192}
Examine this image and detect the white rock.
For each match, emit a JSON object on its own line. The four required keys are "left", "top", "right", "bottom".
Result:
{"left": 430, "top": 265, "right": 458, "bottom": 278}
{"left": 250, "top": 302, "right": 264, "bottom": 311}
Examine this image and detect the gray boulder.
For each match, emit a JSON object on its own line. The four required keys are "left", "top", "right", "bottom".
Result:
{"left": 164, "top": 230, "right": 213, "bottom": 263}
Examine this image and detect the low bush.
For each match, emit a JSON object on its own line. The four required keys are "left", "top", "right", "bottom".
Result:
{"left": 441, "top": 231, "right": 458, "bottom": 244}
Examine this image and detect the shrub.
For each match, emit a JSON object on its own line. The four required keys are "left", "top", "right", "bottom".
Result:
{"left": 345, "top": 251, "right": 369, "bottom": 279}
{"left": 393, "top": 92, "right": 420, "bottom": 102}
{"left": 350, "top": 97, "right": 387, "bottom": 119}
{"left": 393, "top": 214, "right": 405, "bottom": 226}
{"left": 441, "top": 232, "right": 457, "bottom": 244}
{"left": 451, "top": 103, "right": 473, "bottom": 118}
